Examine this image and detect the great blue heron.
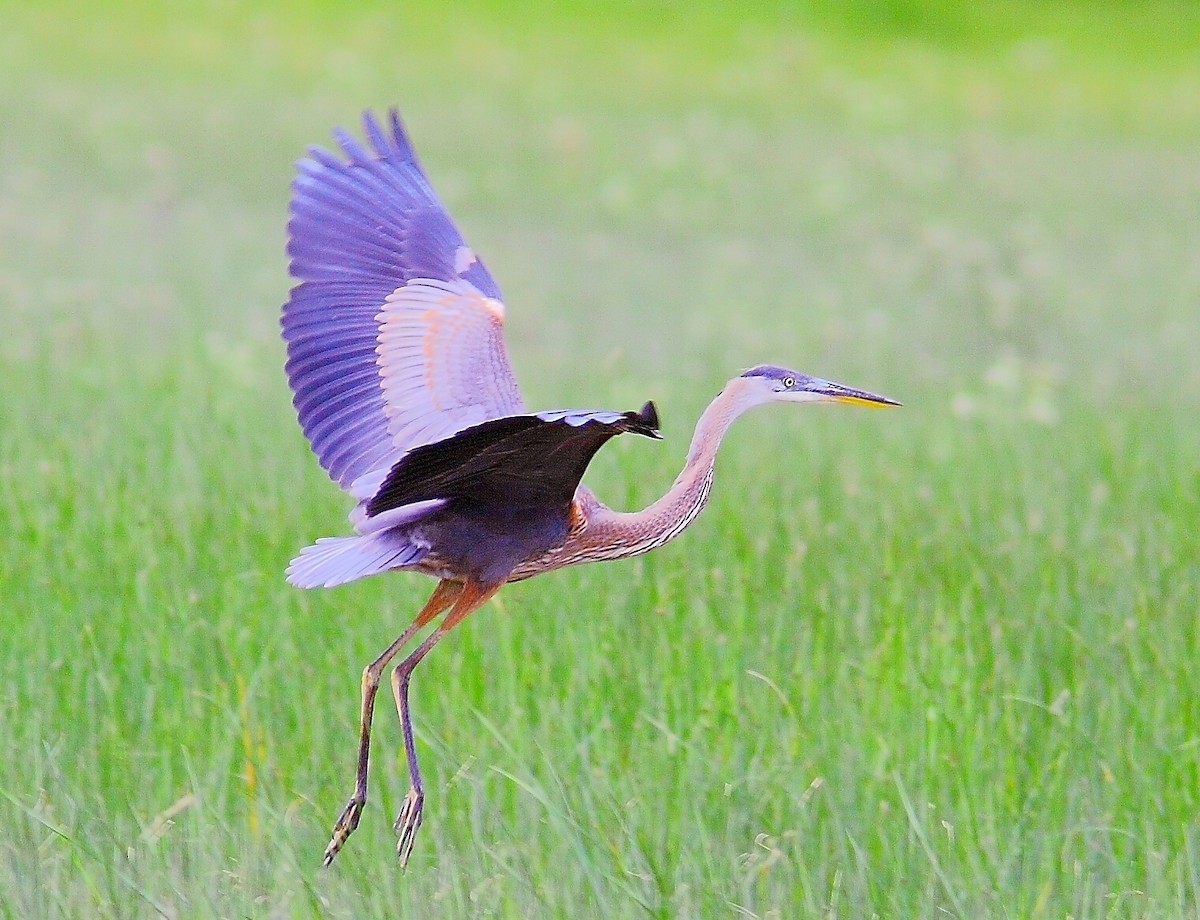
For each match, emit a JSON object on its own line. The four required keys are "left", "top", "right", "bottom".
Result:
{"left": 281, "top": 109, "right": 899, "bottom": 868}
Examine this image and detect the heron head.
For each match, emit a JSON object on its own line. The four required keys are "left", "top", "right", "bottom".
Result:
{"left": 739, "top": 364, "right": 900, "bottom": 408}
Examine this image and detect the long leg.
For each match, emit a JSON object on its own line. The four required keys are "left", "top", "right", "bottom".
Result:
{"left": 390, "top": 579, "right": 502, "bottom": 868}
{"left": 322, "top": 578, "right": 463, "bottom": 866}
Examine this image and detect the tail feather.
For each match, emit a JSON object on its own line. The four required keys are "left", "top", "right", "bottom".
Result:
{"left": 287, "top": 533, "right": 427, "bottom": 588}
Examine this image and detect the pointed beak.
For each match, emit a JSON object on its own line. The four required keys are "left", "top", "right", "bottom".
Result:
{"left": 803, "top": 378, "right": 901, "bottom": 408}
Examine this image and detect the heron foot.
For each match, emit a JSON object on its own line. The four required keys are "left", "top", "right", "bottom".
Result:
{"left": 323, "top": 795, "right": 365, "bottom": 866}
{"left": 394, "top": 786, "right": 424, "bottom": 869}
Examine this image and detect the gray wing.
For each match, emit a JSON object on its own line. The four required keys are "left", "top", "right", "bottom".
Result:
{"left": 282, "top": 108, "right": 524, "bottom": 497}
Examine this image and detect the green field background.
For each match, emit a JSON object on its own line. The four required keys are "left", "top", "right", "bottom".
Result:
{"left": 2, "top": 2, "right": 1199, "bottom": 916}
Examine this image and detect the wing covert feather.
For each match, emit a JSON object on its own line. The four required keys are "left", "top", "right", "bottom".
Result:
{"left": 366, "top": 404, "right": 661, "bottom": 516}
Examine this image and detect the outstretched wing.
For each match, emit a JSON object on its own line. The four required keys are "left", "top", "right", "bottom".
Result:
{"left": 366, "top": 402, "right": 661, "bottom": 516}
{"left": 282, "top": 108, "right": 524, "bottom": 496}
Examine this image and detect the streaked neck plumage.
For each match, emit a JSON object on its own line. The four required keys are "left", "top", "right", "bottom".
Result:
{"left": 553, "top": 377, "right": 767, "bottom": 567}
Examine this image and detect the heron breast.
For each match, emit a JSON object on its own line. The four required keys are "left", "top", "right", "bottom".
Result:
{"left": 415, "top": 500, "right": 571, "bottom": 585}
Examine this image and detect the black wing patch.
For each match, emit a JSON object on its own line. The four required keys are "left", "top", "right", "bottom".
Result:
{"left": 366, "top": 402, "right": 660, "bottom": 516}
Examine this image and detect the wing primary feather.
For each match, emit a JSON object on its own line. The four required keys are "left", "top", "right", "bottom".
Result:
{"left": 362, "top": 110, "right": 391, "bottom": 158}
{"left": 334, "top": 127, "right": 374, "bottom": 166}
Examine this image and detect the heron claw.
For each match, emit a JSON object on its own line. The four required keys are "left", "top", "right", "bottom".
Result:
{"left": 323, "top": 796, "right": 365, "bottom": 866}
{"left": 394, "top": 786, "right": 424, "bottom": 869}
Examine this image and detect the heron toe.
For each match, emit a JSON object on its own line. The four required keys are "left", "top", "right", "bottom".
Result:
{"left": 394, "top": 786, "right": 425, "bottom": 868}
{"left": 323, "top": 796, "right": 365, "bottom": 866}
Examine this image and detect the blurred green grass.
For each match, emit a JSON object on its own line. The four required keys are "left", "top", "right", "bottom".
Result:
{"left": 1, "top": 1, "right": 1199, "bottom": 917}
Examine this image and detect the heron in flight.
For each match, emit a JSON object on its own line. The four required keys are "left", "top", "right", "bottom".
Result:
{"left": 281, "top": 109, "right": 898, "bottom": 868}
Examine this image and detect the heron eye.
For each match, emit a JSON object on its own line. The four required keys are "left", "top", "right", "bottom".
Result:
{"left": 782, "top": 376, "right": 796, "bottom": 389}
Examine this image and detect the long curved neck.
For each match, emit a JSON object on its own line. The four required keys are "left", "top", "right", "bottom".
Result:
{"left": 576, "top": 377, "right": 762, "bottom": 562}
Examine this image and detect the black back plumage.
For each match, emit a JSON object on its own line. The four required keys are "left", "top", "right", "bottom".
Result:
{"left": 367, "top": 402, "right": 660, "bottom": 516}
